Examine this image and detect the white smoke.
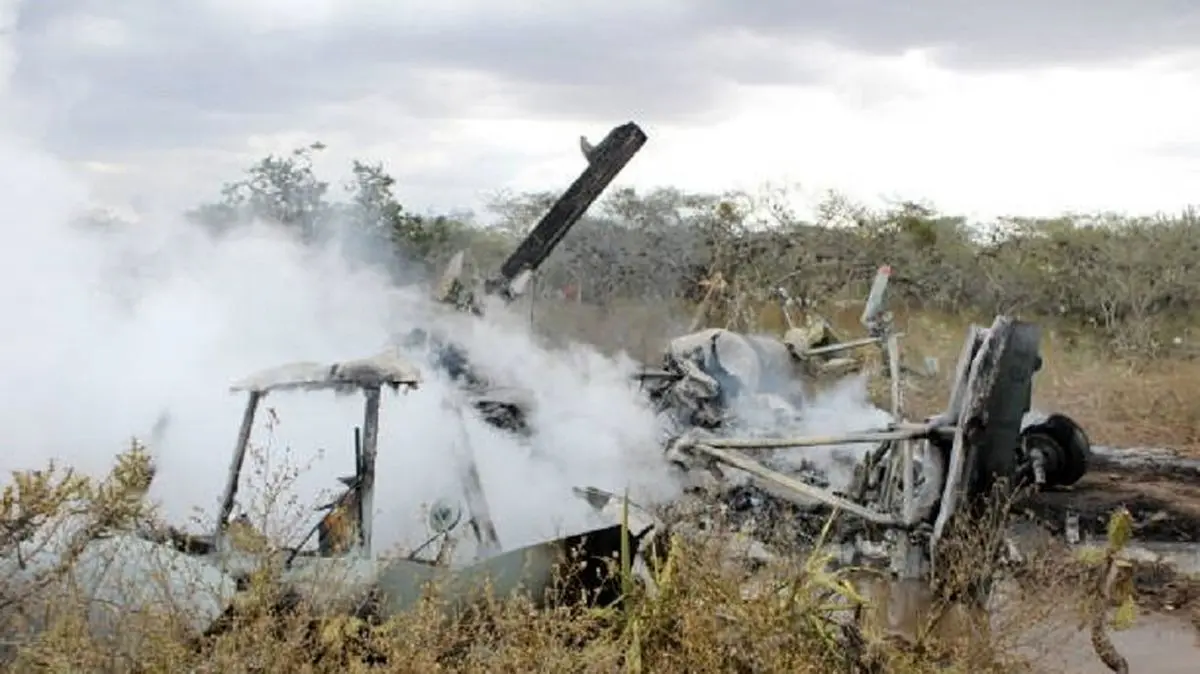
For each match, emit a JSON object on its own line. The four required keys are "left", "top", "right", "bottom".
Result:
{"left": 0, "top": 112, "right": 676, "bottom": 562}
{"left": 778, "top": 374, "right": 893, "bottom": 490}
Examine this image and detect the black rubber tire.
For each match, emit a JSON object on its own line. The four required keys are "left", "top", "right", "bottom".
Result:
{"left": 1021, "top": 413, "right": 1091, "bottom": 487}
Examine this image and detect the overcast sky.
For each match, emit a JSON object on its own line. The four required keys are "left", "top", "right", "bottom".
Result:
{"left": 3, "top": 0, "right": 1199, "bottom": 221}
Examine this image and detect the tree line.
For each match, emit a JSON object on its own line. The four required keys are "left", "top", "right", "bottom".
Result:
{"left": 155, "top": 144, "right": 1200, "bottom": 355}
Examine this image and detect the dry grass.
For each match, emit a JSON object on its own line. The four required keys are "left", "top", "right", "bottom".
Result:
{"left": 0, "top": 443, "right": 1096, "bottom": 674}
{"left": 0, "top": 476, "right": 1091, "bottom": 674}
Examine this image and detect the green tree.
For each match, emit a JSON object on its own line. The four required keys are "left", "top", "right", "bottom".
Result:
{"left": 346, "top": 160, "right": 424, "bottom": 248}
{"left": 189, "top": 143, "right": 332, "bottom": 241}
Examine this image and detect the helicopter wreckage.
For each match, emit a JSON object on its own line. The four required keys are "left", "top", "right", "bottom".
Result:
{"left": 417, "top": 199, "right": 1095, "bottom": 584}
{"left": 0, "top": 120, "right": 1102, "bottom": 646}
{"left": 327, "top": 116, "right": 1096, "bottom": 588}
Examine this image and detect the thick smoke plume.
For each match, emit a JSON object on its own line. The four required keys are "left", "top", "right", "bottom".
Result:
{"left": 0, "top": 127, "right": 678, "bottom": 559}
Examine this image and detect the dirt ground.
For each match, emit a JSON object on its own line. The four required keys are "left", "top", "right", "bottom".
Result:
{"left": 1022, "top": 456, "right": 1200, "bottom": 617}
{"left": 1025, "top": 465, "right": 1200, "bottom": 543}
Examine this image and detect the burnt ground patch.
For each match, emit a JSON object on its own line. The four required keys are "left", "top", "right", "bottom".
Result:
{"left": 1022, "top": 454, "right": 1200, "bottom": 543}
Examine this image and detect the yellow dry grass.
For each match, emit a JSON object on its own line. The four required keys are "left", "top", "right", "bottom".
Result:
{"left": 2, "top": 502, "right": 1084, "bottom": 674}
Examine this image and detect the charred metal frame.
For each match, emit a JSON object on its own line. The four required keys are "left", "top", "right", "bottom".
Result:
{"left": 484, "top": 122, "right": 648, "bottom": 301}
{"left": 212, "top": 353, "right": 422, "bottom": 558}
{"left": 667, "top": 317, "right": 1017, "bottom": 575}
{"left": 666, "top": 266, "right": 1089, "bottom": 578}
{"left": 416, "top": 122, "right": 649, "bottom": 440}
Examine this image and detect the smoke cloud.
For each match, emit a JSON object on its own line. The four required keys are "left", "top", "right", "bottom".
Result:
{"left": 0, "top": 120, "right": 676, "bottom": 564}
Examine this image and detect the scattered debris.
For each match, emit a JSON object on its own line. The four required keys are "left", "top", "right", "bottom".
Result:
{"left": 642, "top": 266, "right": 1093, "bottom": 582}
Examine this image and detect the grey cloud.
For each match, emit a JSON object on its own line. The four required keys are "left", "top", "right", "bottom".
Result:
{"left": 1149, "top": 140, "right": 1200, "bottom": 160}
{"left": 9, "top": 0, "right": 1200, "bottom": 165}
{"left": 688, "top": 0, "right": 1200, "bottom": 70}
{"left": 9, "top": 0, "right": 818, "bottom": 157}
{"left": 13, "top": 4, "right": 428, "bottom": 154}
